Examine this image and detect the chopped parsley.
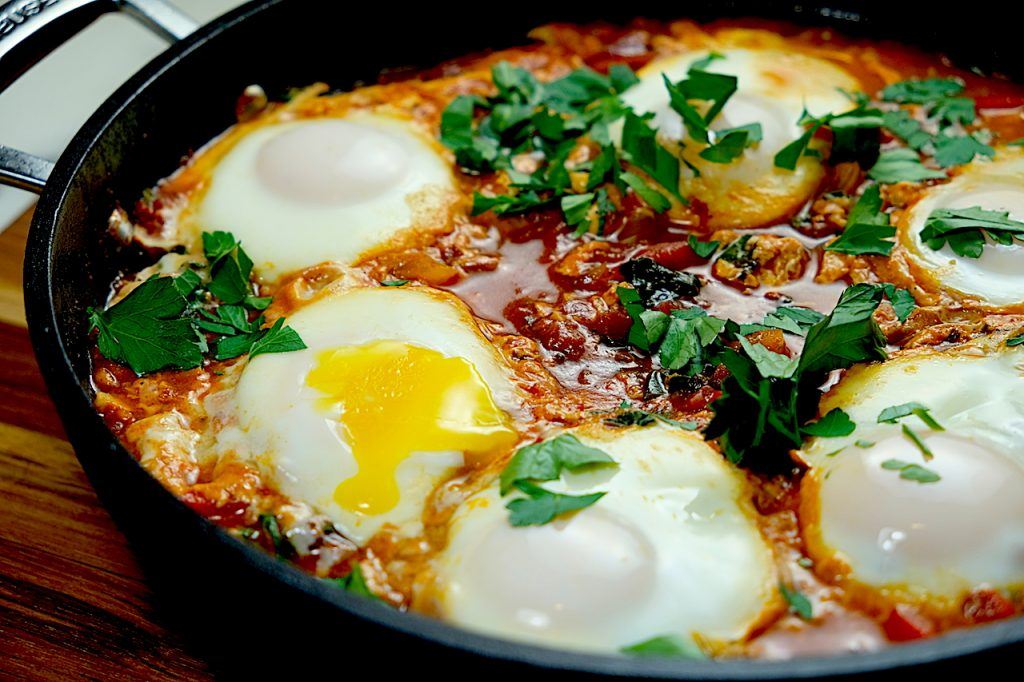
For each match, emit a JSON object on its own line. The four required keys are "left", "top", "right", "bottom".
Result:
{"left": 919, "top": 206, "right": 1024, "bottom": 258}
{"left": 441, "top": 61, "right": 679, "bottom": 234}
{"left": 876, "top": 283, "right": 917, "bottom": 322}
{"left": 88, "top": 277, "right": 204, "bottom": 375}
{"left": 881, "top": 458, "right": 941, "bottom": 483}
{"left": 933, "top": 132, "right": 994, "bottom": 168}
{"left": 332, "top": 563, "right": 383, "bottom": 601}
{"left": 604, "top": 402, "right": 698, "bottom": 430}
{"left": 801, "top": 408, "right": 856, "bottom": 438}
{"left": 499, "top": 435, "right": 616, "bottom": 526}
{"left": 774, "top": 103, "right": 882, "bottom": 171}
{"left": 505, "top": 481, "right": 606, "bottom": 527}
{"left": 621, "top": 635, "right": 705, "bottom": 658}
{"left": 867, "top": 148, "right": 945, "bottom": 184}
{"left": 687, "top": 234, "right": 720, "bottom": 259}
{"left": 499, "top": 434, "right": 615, "bottom": 495}
{"left": 705, "top": 284, "right": 887, "bottom": 468}
{"left": 901, "top": 424, "right": 935, "bottom": 460}
{"left": 880, "top": 77, "right": 964, "bottom": 104}
{"left": 258, "top": 513, "right": 295, "bottom": 559}
{"left": 877, "top": 401, "right": 944, "bottom": 431}
{"left": 878, "top": 77, "right": 994, "bottom": 172}
{"left": 825, "top": 184, "right": 896, "bottom": 256}
{"left": 88, "top": 231, "right": 305, "bottom": 375}
{"left": 758, "top": 306, "right": 825, "bottom": 337}
{"left": 779, "top": 583, "right": 813, "bottom": 620}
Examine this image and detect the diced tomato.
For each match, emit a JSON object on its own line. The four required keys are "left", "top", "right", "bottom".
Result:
{"left": 962, "top": 589, "right": 1016, "bottom": 624}
{"left": 975, "top": 95, "right": 1024, "bottom": 110}
{"left": 670, "top": 385, "right": 720, "bottom": 413}
{"left": 882, "top": 605, "right": 935, "bottom": 642}
{"left": 635, "top": 241, "right": 705, "bottom": 270}
{"left": 180, "top": 492, "right": 249, "bottom": 524}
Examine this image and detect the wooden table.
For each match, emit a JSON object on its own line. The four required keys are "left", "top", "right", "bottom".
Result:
{"left": 0, "top": 210, "right": 213, "bottom": 680}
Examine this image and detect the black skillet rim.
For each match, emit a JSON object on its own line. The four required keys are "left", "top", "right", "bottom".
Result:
{"left": 21, "top": 0, "right": 1024, "bottom": 677}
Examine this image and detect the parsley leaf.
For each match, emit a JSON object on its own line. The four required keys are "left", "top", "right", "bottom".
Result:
{"left": 877, "top": 402, "right": 944, "bottom": 431}
{"left": 797, "top": 283, "right": 888, "bottom": 376}
{"left": 933, "top": 133, "right": 994, "bottom": 168}
{"left": 877, "top": 283, "right": 917, "bottom": 322}
{"left": 505, "top": 481, "right": 605, "bottom": 526}
{"left": 775, "top": 104, "right": 882, "bottom": 170}
{"left": 826, "top": 223, "right": 897, "bottom": 256}
{"left": 687, "top": 234, "right": 720, "bottom": 259}
{"left": 706, "top": 284, "right": 887, "bottom": 468}
{"left": 258, "top": 513, "right": 295, "bottom": 558}
{"left": 332, "top": 563, "right": 382, "bottom": 601}
{"left": 661, "top": 309, "right": 728, "bottom": 372}
{"left": 802, "top": 408, "right": 856, "bottom": 438}
{"left": 880, "top": 77, "right": 964, "bottom": 104}
{"left": 780, "top": 583, "right": 813, "bottom": 620}
{"left": 882, "top": 109, "right": 932, "bottom": 150}
{"left": 881, "top": 458, "right": 941, "bottom": 483}
{"left": 699, "top": 123, "right": 762, "bottom": 164}
{"left": 825, "top": 185, "right": 895, "bottom": 256}
{"left": 499, "top": 434, "right": 615, "bottom": 495}
{"left": 204, "top": 231, "right": 255, "bottom": 305}
{"left": 91, "top": 231, "right": 306, "bottom": 375}
{"left": 621, "top": 635, "right": 705, "bottom": 658}
{"left": 737, "top": 336, "right": 798, "bottom": 379}
{"left": 441, "top": 61, "right": 681, "bottom": 230}
{"left": 868, "top": 148, "right": 946, "bottom": 184}
{"left": 88, "top": 277, "right": 203, "bottom": 375}
{"left": 760, "top": 306, "right": 825, "bottom": 336}
{"left": 620, "top": 111, "right": 684, "bottom": 203}
{"left": 919, "top": 206, "right": 1024, "bottom": 258}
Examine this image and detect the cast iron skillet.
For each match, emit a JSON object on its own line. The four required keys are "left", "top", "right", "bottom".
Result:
{"left": 2, "top": 0, "right": 1022, "bottom": 677}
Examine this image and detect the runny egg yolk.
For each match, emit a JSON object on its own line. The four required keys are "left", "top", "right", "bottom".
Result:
{"left": 306, "top": 340, "right": 517, "bottom": 516}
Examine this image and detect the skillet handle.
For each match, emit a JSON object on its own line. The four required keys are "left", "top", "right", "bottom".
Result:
{"left": 0, "top": 0, "right": 198, "bottom": 193}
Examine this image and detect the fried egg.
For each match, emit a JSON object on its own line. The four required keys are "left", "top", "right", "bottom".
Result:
{"left": 193, "top": 112, "right": 459, "bottom": 281}
{"left": 800, "top": 339, "right": 1024, "bottom": 601}
{"left": 423, "top": 422, "right": 779, "bottom": 653}
{"left": 619, "top": 48, "right": 858, "bottom": 228}
{"left": 900, "top": 149, "right": 1024, "bottom": 306}
{"left": 232, "top": 286, "right": 522, "bottom": 544}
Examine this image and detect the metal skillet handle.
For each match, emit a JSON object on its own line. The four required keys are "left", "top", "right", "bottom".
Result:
{"left": 0, "top": 0, "right": 198, "bottom": 193}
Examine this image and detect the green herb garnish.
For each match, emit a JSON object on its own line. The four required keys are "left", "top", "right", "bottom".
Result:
{"left": 919, "top": 206, "right": 1024, "bottom": 258}
{"left": 825, "top": 184, "right": 895, "bottom": 256}
{"left": 89, "top": 231, "right": 305, "bottom": 375}
{"left": 780, "top": 583, "right": 814, "bottom": 620}
{"left": 801, "top": 408, "right": 856, "bottom": 438}
{"left": 868, "top": 148, "right": 946, "bottom": 184}
{"left": 881, "top": 458, "right": 941, "bottom": 483}
{"left": 877, "top": 402, "right": 944, "bottom": 431}
{"left": 621, "top": 635, "right": 705, "bottom": 658}
{"left": 332, "top": 563, "right": 383, "bottom": 601}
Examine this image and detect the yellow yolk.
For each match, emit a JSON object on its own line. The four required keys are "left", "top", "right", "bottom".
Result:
{"left": 306, "top": 340, "right": 517, "bottom": 516}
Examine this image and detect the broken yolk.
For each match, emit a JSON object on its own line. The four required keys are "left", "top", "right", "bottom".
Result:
{"left": 306, "top": 340, "right": 517, "bottom": 516}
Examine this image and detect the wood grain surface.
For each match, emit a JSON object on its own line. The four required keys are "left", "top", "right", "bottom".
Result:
{"left": 0, "top": 210, "right": 213, "bottom": 680}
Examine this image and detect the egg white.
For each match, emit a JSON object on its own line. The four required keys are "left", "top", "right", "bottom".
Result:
{"left": 800, "top": 339, "right": 1024, "bottom": 599}
{"left": 194, "top": 111, "right": 459, "bottom": 281}
{"left": 900, "top": 149, "right": 1024, "bottom": 306}
{"left": 619, "top": 48, "right": 858, "bottom": 229}
{"left": 424, "top": 422, "right": 779, "bottom": 653}
{"left": 232, "top": 285, "right": 521, "bottom": 544}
